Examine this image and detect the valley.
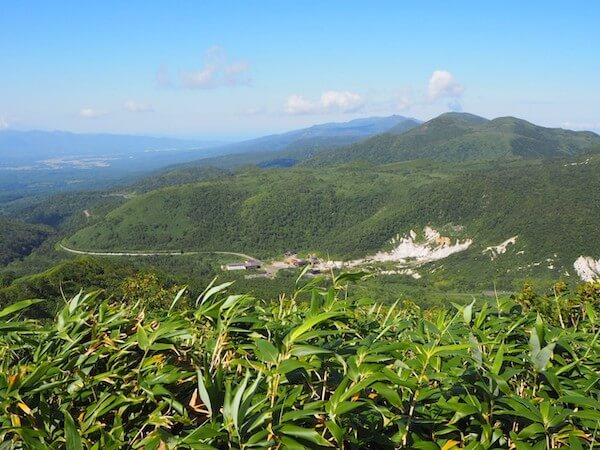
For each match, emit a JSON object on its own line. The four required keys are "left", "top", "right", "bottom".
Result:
{"left": 3, "top": 112, "right": 600, "bottom": 314}
{"left": 59, "top": 152, "right": 600, "bottom": 290}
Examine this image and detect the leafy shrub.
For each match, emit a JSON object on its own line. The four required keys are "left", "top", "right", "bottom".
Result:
{"left": 1, "top": 274, "right": 599, "bottom": 448}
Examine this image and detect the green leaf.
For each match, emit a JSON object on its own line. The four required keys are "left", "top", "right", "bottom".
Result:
{"left": 64, "top": 410, "right": 83, "bottom": 450}
{"left": 463, "top": 300, "right": 475, "bottom": 324}
{"left": 197, "top": 279, "right": 234, "bottom": 307}
{"left": 0, "top": 299, "right": 44, "bottom": 319}
{"left": 518, "top": 423, "right": 545, "bottom": 439}
{"left": 430, "top": 343, "right": 471, "bottom": 356}
{"left": 254, "top": 339, "right": 279, "bottom": 364}
{"left": 491, "top": 342, "right": 505, "bottom": 375}
{"left": 136, "top": 324, "right": 150, "bottom": 351}
{"left": 283, "top": 311, "right": 341, "bottom": 346}
{"left": 474, "top": 301, "right": 488, "bottom": 329}
{"left": 560, "top": 395, "right": 600, "bottom": 409}
{"left": 168, "top": 286, "right": 187, "bottom": 315}
{"left": 278, "top": 424, "right": 333, "bottom": 447}
{"left": 179, "top": 423, "right": 221, "bottom": 444}
{"left": 334, "top": 271, "right": 369, "bottom": 285}
{"left": 585, "top": 302, "right": 596, "bottom": 324}
{"left": 290, "top": 344, "right": 332, "bottom": 357}
{"left": 279, "top": 436, "right": 311, "bottom": 450}
{"left": 277, "top": 359, "right": 308, "bottom": 374}
{"left": 325, "top": 420, "right": 344, "bottom": 445}
{"left": 196, "top": 368, "right": 213, "bottom": 417}
{"left": 529, "top": 329, "right": 541, "bottom": 355}
{"left": 532, "top": 343, "right": 555, "bottom": 372}
{"left": 372, "top": 382, "right": 403, "bottom": 409}
{"left": 568, "top": 433, "right": 585, "bottom": 450}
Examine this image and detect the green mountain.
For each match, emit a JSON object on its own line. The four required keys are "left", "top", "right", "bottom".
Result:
{"left": 308, "top": 112, "right": 600, "bottom": 165}
{"left": 64, "top": 156, "right": 600, "bottom": 289}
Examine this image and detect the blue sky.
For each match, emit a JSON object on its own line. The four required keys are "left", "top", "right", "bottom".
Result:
{"left": 1, "top": 1, "right": 599, "bottom": 139}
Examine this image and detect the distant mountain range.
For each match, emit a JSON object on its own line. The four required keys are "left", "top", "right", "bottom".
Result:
{"left": 143, "top": 115, "right": 422, "bottom": 171}
{"left": 0, "top": 115, "right": 421, "bottom": 169}
{"left": 308, "top": 112, "right": 600, "bottom": 166}
{"left": 210, "top": 115, "right": 421, "bottom": 154}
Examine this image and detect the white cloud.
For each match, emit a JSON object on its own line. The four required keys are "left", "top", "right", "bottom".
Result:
{"left": 397, "top": 94, "right": 413, "bottom": 111}
{"left": 284, "top": 95, "right": 318, "bottom": 115}
{"left": 124, "top": 100, "right": 153, "bottom": 113}
{"left": 181, "top": 46, "right": 251, "bottom": 89}
{"left": 79, "top": 108, "right": 106, "bottom": 118}
{"left": 0, "top": 115, "right": 8, "bottom": 129}
{"left": 320, "top": 91, "right": 364, "bottom": 113}
{"left": 284, "top": 90, "right": 364, "bottom": 115}
{"left": 428, "top": 70, "right": 464, "bottom": 100}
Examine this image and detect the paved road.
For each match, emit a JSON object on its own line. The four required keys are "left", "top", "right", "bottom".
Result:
{"left": 59, "top": 244, "right": 264, "bottom": 265}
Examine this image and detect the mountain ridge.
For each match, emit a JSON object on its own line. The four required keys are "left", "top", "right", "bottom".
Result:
{"left": 307, "top": 112, "right": 600, "bottom": 166}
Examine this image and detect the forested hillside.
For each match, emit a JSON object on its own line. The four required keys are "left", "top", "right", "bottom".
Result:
{"left": 0, "top": 219, "right": 52, "bottom": 266}
{"left": 63, "top": 157, "right": 600, "bottom": 288}
{"left": 308, "top": 113, "right": 600, "bottom": 166}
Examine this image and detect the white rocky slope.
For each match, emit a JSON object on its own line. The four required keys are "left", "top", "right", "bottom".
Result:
{"left": 367, "top": 226, "right": 472, "bottom": 264}
{"left": 316, "top": 226, "right": 473, "bottom": 278}
{"left": 574, "top": 256, "right": 600, "bottom": 282}
{"left": 484, "top": 236, "right": 518, "bottom": 260}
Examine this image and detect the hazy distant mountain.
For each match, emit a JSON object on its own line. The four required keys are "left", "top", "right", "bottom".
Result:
{"left": 0, "top": 116, "right": 420, "bottom": 168}
{"left": 157, "top": 115, "right": 422, "bottom": 171}
{"left": 309, "top": 112, "right": 600, "bottom": 165}
{"left": 0, "top": 130, "right": 221, "bottom": 166}
{"left": 0, "top": 116, "right": 421, "bottom": 196}
{"left": 206, "top": 115, "right": 421, "bottom": 156}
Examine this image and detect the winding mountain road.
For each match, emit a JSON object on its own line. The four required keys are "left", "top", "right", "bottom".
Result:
{"left": 58, "top": 244, "right": 264, "bottom": 265}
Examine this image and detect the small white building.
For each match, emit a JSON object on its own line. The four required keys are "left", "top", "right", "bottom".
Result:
{"left": 222, "top": 260, "right": 262, "bottom": 271}
{"left": 223, "top": 262, "right": 247, "bottom": 271}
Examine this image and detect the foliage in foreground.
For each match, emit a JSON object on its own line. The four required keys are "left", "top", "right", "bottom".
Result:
{"left": 1, "top": 273, "right": 599, "bottom": 449}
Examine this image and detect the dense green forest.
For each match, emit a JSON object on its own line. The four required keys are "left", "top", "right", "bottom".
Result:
{"left": 0, "top": 219, "right": 52, "bottom": 266}
{"left": 1, "top": 273, "right": 599, "bottom": 448}
{"left": 62, "top": 157, "right": 600, "bottom": 290}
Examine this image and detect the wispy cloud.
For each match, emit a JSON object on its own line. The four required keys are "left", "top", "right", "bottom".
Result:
{"left": 428, "top": 70, "right": 464, "bottom": 101}
{"left": 447, "top": 99, "right": 463, "bottom": 112}
{"left": 156, "top": 64, "right": 172, "bottom": 87}
{"left": 285, "top": 95, "right": 316, "bottom": 115}
{"left": 396, "top": 94, "right": 414, "bottom": 111}
{"left": 181, "top": 46, "right": 251, "bottom": 89}
{"left": 284, "top": 90, "right": 364, "bottom": 115}
{"left": 0, "top": 115, "right": 8, "bottom": 129}
{"left": 79, "top": 108, "right": 107, "bottom": 118}
{"left": 124, "top": 100, "right": 154, "bottom": 113}
{"left": 241, "top": 106, "right": 267, "bottom": 116}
